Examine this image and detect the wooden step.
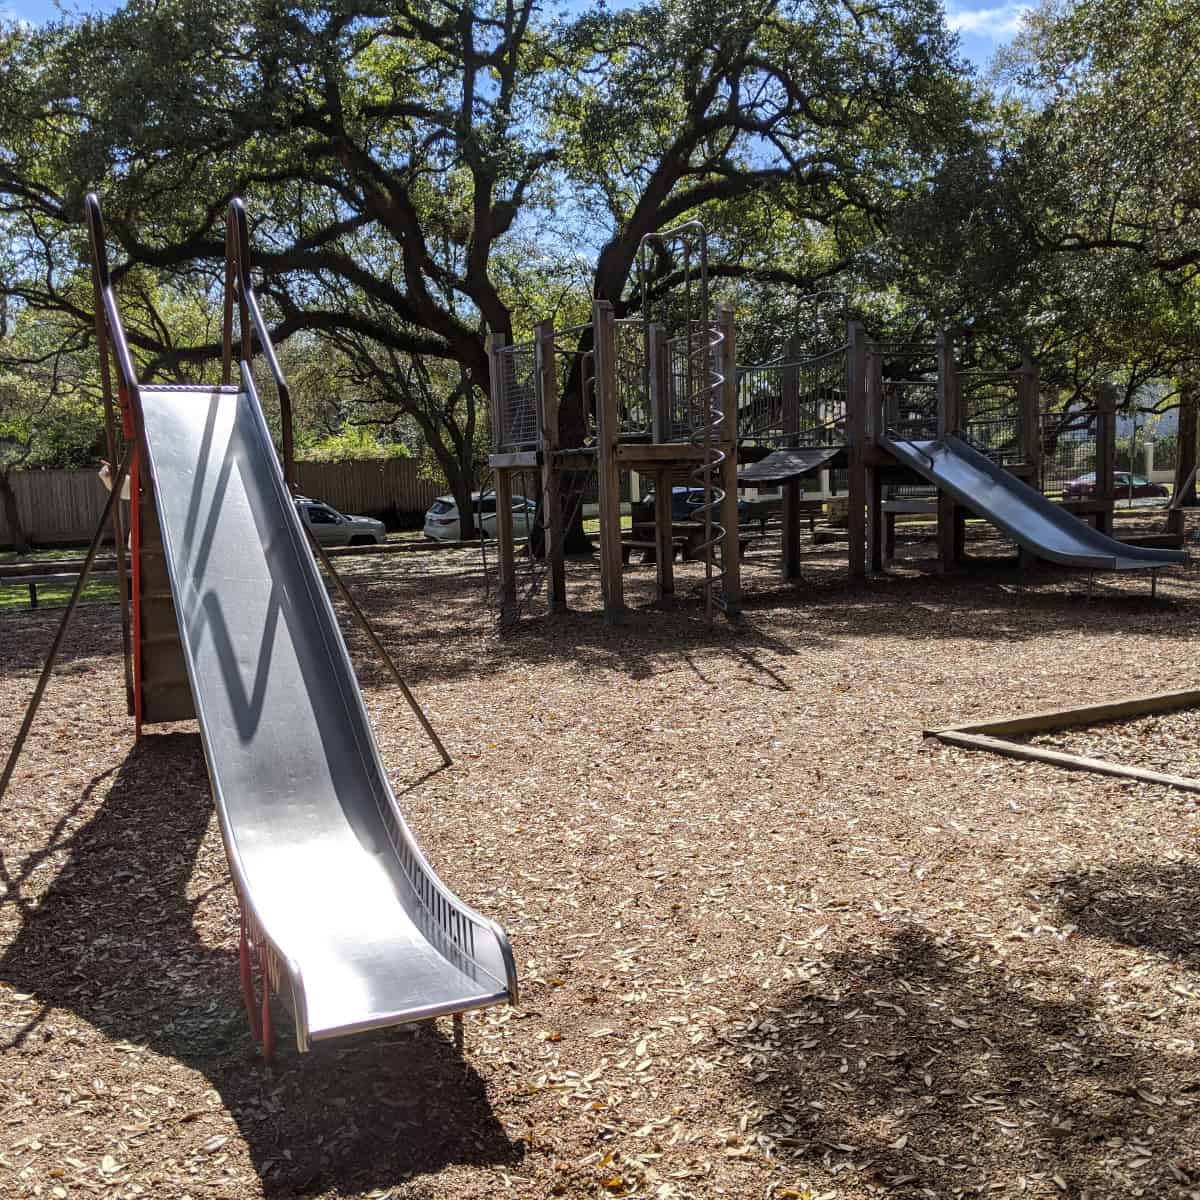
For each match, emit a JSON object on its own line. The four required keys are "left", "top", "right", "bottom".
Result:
{"left": 138, "top": 548, "right": 170, "bottom": 594}
{"left": 141, "top": 680, "right": 196, "bottom": 724}
{"left": 140, "top": 638, "right": 188, "bottom": 686}
{"left": 136, "top": 477, "right": 195, "bottom": 724}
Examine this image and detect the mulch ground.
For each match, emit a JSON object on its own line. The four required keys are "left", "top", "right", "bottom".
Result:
{"left": 2, "top": 517, "right": 1200, "bottom": 1200}
{"left": 1024, "top": 710, "right": 1200, "bottom": 783}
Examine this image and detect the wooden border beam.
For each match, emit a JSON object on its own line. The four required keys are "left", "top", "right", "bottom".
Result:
{"left": 925, "top": 687, "right": 1200, "bottom": 793}
{"left": 927, "top": 687, "right": 1200, "bottom": 738}
{"left": 933, "top": 730, "right": 1200, "bottom": 794}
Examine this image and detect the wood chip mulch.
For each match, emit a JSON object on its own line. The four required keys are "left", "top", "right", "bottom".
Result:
{"left": 1025, "top": 709, "right": 1200, "bottom": 782}
{"left": 2, "top": 519, "right": 1200, "bottom": 1200}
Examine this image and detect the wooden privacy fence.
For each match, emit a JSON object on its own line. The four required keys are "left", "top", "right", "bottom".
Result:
{"left": 294, "top": 460, "right": 446, "bottom": 525}
{"left": 0, "top": 458, "right": 448, "bottom": 548}
{"left": 0, "top": 470, "right": 112, "bottom": 548}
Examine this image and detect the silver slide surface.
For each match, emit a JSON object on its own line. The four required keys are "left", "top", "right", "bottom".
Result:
{"left": 882, "top": 434, "right": 1188, "bottom": 571}
{"left": 138, "top": 376, "right": 516, "bottom": 1050}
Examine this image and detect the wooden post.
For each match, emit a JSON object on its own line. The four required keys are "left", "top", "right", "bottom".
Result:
{"left": 782, "top": 479, "right": 802, "bottom": 581}
{"left": 868, "top": 466, "right": 884, "bottom": 573}
{"left": 717, "top": 305, "right": 741, "bottom": 615}
{"left": 1016, "top": 349, "right": 1041, "bottom": 567}
{"left": 845, "top": 320, "right": 868, "bottom": 581}
{"left": 654, "top": 468, "right": 675, "bottom": 602}
{"left": 778, "top": 336, "right": 804, "bottom": 580}
{"left": 593, "top": 300, "right": 624, "bottom": 622}
{"left": 487, "top": 332, "right": 508, "bottom": 452}
{"left": 1095, "top": 383, "right": 1117, "bottom": 536}
{"left": 936, "top": 331, "right": 960, "bottom": 570}
{"left": 782, "top": 335, "right": 803, "bottom": 443}
{"left": 870, "top": 347, "right": 887, "bottom": 436}
{"left": 495, "top": 467, "right": 517, "bottom": 626}
{"left": 648, "top": 323, "right": 670, "bottom": 444}
{"left": 1168, "top": 382, "right": 1198, "bottom": 536}
{"left": 1020, "top": 350, "right": 1040, "bottom": 470}
{"left": 535, "top": 320, "right": 566, "bottom": 613}
{"left": 868, "top": 338, "right": 888, "bottom": 576}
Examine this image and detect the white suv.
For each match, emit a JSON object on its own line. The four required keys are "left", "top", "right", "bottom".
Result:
{"left": 423, "top": 492, "right": 536, "bottom": 541}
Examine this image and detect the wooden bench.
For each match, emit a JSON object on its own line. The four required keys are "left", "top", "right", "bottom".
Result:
{"left": 1, "top": 570, "right": 119, "bottom": 609}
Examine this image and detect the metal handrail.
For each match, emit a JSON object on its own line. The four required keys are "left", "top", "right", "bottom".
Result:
{"left": 224, "top": 198, "right": 295, "bottom": 481}
{"left": 85, "top": 194, "right": 141, "bottom": 398}
{"left": 884, "top": 426, "right": 936, "bottom": 469}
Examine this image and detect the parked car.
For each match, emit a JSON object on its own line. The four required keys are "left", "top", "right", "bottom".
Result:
{"left": 423, "top": 492, "right": 537, "bottom": 541}
{"left": 1063, "top": 472, "right": 1169, "bottom": 504}
{"left": 295, "top": 497, "right": 387, "bottom": 546}
{"left": 632, "top": 486, "right": 751, "bottom": 526}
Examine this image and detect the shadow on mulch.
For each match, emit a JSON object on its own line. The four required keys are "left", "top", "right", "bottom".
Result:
{"left": 0, "top": 606, "right": 122, "bottom": 679}
{"left": 333, "top": 555, "right": 1194, "bottom": 695}
{"left": 0, "top": 734, "right": 520, "bottom": 1196}
{"left": 737, "top": 926, "right": 1200, "bottom": 1195}
{"left": 1045, "top": 858, "right": 1200, "bottom": 962}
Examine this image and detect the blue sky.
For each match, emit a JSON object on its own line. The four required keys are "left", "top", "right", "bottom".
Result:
{"left": 944, "top": 0, "right": 1030, "bottom": 68}
{"left": 2, "top": 0, "right": 1027, "bottom": 72}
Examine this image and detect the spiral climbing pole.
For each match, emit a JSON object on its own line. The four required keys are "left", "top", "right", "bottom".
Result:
{"left": 639, "top": 222, "right": 730, "bottom": 624}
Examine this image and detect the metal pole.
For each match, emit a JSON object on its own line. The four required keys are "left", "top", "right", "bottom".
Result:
{"left": 87, "top": 203, "right": 134, "bottom": 716}
{"left": 302, "top": 528, "right": 452, "bottom": 766}
{"left": 0, "top": 445, "right": 134, "bottom": 805}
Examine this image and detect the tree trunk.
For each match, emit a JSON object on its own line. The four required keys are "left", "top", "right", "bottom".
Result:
{"left": 411, "top": 409, "right": 477, "bottom": 540}
{"left": 427, "top": 443, "right": 476, "bottom": 540}
{"left": 0, "top": 467, "right": 30, "bottom": 554}
{"left": 449, "top": 471, "right": 477, "bottom": 540}
{"left": 1175, "top": 383, "right": 1198, "bottom": 506}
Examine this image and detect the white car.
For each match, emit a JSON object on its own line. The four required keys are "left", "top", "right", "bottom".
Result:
{"left": 295, "top": 497, "right": 387, "bottom": 546}
{"left": 423, "top": 492, "right": 537, "bottom": 541}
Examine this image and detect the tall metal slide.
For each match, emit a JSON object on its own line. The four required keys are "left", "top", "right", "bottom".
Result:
{"left": 883, "top": 433, "right": 1188, "bottom": 572}
{"left": 87, "top": 196, "right": 517, "bottom": 1053}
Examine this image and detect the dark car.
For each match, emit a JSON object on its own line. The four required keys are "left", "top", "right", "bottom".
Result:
{"left": 1063, "top": 472, "right": 1169, "bottom": 504}
{"left": 633, "top": 485, "right": 751, "bottom": 525}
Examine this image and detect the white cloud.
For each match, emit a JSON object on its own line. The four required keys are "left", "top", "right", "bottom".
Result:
{"left": 947, "top": 2, "right": 1030, "bottom": 41}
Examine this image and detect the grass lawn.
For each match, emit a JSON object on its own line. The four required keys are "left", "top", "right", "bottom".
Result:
{"left": 0, "top": 578, "right": 121, "bottom": 613}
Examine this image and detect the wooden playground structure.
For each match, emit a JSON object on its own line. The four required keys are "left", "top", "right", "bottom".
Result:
{"left": 484, "top": 261, "right": 1189, "bottom": 627}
